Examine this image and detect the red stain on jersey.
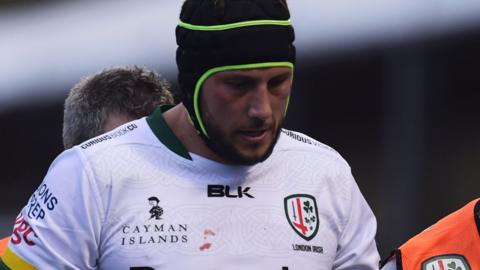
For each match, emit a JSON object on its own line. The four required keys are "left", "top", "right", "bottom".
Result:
{"left": 204, "top": 229, "right": 216, "bottom": 236}
{"left": 199, "top": 242, "right": 212, "bottom": 251}
{"left": 199, "top": 228, "right": 216, "bottom": 251}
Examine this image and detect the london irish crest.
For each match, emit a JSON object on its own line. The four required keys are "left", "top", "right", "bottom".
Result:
{"left": 284, "top": 194, "right": 319, "bottom": 241}
{"left": 422, "top": 255, "right": 471, "bottom": 270}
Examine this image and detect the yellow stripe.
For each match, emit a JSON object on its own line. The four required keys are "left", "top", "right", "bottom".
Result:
{"left": 2, "top": 248, "right": 36, "bottom": 270}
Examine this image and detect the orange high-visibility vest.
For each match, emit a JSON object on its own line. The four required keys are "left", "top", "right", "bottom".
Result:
{"left": 395, "top": 198, "right": 480, "bottom": 270}
{"left": 0, "top": 237, "right": 10, "bottom": 257}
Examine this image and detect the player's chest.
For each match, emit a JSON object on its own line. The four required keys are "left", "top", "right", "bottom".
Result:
{"left": 98, "top": 176, "right": 341, "bottom": 270}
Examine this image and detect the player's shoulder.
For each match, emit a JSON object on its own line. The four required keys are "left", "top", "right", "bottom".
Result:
{"left": 278, "top": 128, "right": 350, "bottom": 168}
{"left": 72, "top": 117, "right": 153, "bottom": 156}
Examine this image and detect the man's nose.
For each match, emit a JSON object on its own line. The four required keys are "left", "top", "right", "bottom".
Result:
{"left": 247, "top": 85, "right": 272, "bottom": 120}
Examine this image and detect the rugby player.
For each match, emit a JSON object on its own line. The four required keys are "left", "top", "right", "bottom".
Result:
{"left": 1, "top": 1, "right": 380, "bottom": 269}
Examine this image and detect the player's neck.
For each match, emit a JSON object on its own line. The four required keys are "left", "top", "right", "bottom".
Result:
{"left": 163, "top": 103, "right": 228, "bottom": 163}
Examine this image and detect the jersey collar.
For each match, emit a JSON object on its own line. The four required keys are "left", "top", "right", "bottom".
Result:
{"left": 147, "top": 106, "right": 192, "bottom": 160}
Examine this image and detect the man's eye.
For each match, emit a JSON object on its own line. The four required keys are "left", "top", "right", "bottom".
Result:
{"left": 268, "top": 75, "right": 290, "bottom": 89}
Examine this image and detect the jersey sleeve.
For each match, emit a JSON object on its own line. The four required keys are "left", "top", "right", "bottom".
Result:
{"left": 333, "top": 170, "right": 380, "bottom": 269}
{"left": 0, "top": 149, "right": 104, "bottom": 270}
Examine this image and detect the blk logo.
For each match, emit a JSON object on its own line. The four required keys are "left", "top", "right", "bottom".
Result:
{"left": 207, "top": 185, "right": 254, "bottom": 198}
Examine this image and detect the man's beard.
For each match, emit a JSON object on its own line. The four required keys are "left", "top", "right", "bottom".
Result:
{"left": 204, "top": 118, "right": 284, "bottom": 166}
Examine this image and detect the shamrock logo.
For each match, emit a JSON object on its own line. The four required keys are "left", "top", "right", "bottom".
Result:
{"left": 303, "top": 201, "right": 317, "bottom": 230}
{"left": 447, "top": 262, "right": 463, "bottom": 270}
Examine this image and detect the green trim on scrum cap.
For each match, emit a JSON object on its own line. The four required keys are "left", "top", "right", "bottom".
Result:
{"left": 193, "top": 62, "right": 294, "bottom": 137}
{"left": 178, "top": 19, "right": 291, "bottom": 31}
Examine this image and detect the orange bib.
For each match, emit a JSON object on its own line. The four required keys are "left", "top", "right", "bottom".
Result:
{"left": 397, "top": 199, "right": 480, "bottom": 270}
{"left": 0, "top": 237, "right": 10, "bottom": 257}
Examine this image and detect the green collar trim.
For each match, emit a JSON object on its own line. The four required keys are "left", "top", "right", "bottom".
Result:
{"left": 178, "top": 19, "right": 291, "bottom": 31}
{"left": 193, "top": 62, "right": 294, "bottom": 137}
{"left": 147, "top": 106, "right": 192, "bottom": 160}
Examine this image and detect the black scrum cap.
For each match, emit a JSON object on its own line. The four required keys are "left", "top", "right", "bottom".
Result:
{"left": 176, "top": 0, "right": 295, "bottom": 137}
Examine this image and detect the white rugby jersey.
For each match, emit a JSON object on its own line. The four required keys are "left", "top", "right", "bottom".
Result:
{"left": 1, "top": 108, "right": 379, "bottom": 270}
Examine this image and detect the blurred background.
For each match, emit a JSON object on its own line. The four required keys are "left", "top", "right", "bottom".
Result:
{"left": 1, "top": 0, "right": 479, "bottom": 259}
